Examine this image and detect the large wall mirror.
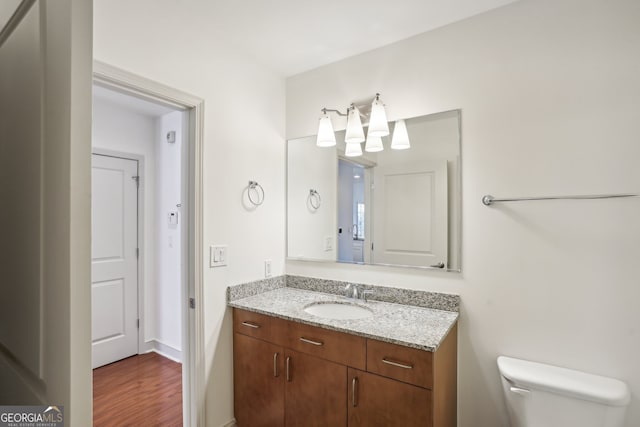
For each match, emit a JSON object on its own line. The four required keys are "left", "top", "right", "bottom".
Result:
{"left": 287, "top": 109, "right": 461, "bottom": 271}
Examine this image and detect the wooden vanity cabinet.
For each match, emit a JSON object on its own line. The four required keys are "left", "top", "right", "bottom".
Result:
{"left": 348, "top": 323, "right": 457, "bottom": 427}
{"left": 233, "top": 309, "right": 361, "bottom": 427}
{"left": 284, "top": 349, "right": 347, "bottom": 427}
{"left": 348, "top": 368, "right": 432, "bottom": 427}
{"left": 233, "top": 333, "right": 284, "bottom": 427}
{"left": 233, "top": 308, "right": 457, "bottom": 427}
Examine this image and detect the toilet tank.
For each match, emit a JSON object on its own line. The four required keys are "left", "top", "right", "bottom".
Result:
{"left": 497, "top": 356, "right": 630, "bottom": 427}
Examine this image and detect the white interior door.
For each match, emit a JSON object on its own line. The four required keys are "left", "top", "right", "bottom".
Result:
{"left": 371, "top": 159, "right": 448, "bottom": 267}
{"left": 91, "top": 154, "right": 139, "bottom": 368}
{"left": 337, "top": 160, "right": 354, "bottom": 262}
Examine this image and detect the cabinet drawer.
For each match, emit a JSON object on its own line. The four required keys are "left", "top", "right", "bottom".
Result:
{"left": 366, "top": 339, "right": 433, "bottom": 389}
{"left": 233, "top": 309, "right": 287, "bottom": 345}
{"left": 286, "top": 322, "right": 366, "bottom": 370}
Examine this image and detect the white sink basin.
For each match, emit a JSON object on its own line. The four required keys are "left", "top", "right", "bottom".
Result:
{"left": 304, "top": 302, "right": 373, "bottom": 320}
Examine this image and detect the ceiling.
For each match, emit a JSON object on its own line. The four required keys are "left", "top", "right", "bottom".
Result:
{"left": 94, "top": 0, "right": 519, "bottom": 77}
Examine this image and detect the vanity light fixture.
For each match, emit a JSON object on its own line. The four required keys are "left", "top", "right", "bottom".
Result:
{"left": 316, "top": 109, "right": 337, "bottom": 147}
{"left": 367, "top": 93, "right": 389, "bottom": 137}
{"left": 391, "top": 119, "right": 411, "bottom": 150}
{"left": 317, "top": 93, "right": 410, "bottom": 156}
{"left": 345, "top": 105, "right": 365, "bottom": 143}
{"left": 364, "top": 132, "right": 384, "bottom": 152}
{"left": 345, "top": 141, "right": 363, "bottom": 157}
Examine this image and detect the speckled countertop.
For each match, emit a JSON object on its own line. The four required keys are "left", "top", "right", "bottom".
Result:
{"left": 228, "top": 285, "right": 458, "bottom": 352}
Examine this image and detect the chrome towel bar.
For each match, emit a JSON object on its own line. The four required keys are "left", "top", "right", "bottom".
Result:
{"left": 482, "top": 193, "right": 638, "bottom": 206}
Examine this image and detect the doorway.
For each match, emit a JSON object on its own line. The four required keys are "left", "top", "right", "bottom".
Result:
{"left": 337, "top": 159, "right": 369, "bottom": 263}
{"left": 91, "top": 84, "right": 187, "bottom": 423}
{"left": 91, "top": 61, "right": 205, "bottom": 426}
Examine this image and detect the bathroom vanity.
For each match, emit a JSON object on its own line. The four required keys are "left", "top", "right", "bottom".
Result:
{"left": 228, "top": 276, "right": 459, "bottom": 427}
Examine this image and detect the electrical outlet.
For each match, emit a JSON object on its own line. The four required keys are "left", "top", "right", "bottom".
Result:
{"left": 264, "top": 259, "right": 272, "bottom": 278}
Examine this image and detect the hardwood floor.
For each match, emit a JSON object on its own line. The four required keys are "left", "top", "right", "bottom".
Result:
{"left": 93, "top": 352, "right": 183, "bottom": 427}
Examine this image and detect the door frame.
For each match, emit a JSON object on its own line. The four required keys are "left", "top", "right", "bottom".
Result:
{"left": 93, "top": 60, "right": 205, "bottom": 427}
{"left": 91, "top": 150, "right": 145, "bottom": 358}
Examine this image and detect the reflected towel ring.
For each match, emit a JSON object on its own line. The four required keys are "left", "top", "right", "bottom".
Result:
{"left": 247, "top": 181, "right": 265, "bottom": 206}
{"left": 309, "top": 189, "right": 321, "bottom": 210}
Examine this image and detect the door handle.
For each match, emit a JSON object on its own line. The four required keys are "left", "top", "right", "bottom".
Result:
{"left": 299, "top": 337, "right": 324, "bottom": 346}
{"left": 382, "top": 358, "right": 413, "bottom": 369}
{"left": 273, "top": 352, "right": 279, "bottom": 377}
{"left": 352, "top": 377, "right": 359, "bottom": 407}
{"left": 286, "top": 356, "right": 291, "bottom": 382}
{"left": 241, "top": 321, "right": 260, "bottom": 329}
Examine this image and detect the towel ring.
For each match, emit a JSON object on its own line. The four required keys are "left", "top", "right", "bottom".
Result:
{"left": 309, "top": 189, "right": 321, "bottom": 210}
{"left": 247, "top": 181, "right": 265, "bottom": 206}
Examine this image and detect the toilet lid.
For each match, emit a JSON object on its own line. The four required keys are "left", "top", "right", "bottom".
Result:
{"left": 497, "top": 356, "right": 630, "bottom": 407}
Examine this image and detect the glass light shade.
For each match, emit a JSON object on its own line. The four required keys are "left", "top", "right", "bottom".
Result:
{"left": 345, "top": 142, "right": 363, "bottom": 157}
{"left": 345, "top": 106, "right": 365, "bottom": 143}
{"left": 365, "top": 134, "right": 384, "bottom": 152}
{"left": 391, "top": 119, "right": 410, "bottom": 150}
{"left": 368, "top": 98, "right": 389, "bottom": 137}
{"left": 316, "top": 113, "right": 336, "bottom": 147}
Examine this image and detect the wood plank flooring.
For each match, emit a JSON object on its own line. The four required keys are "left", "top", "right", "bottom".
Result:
{"left": 93, "top": 352, "right": 183, "bottom": 427}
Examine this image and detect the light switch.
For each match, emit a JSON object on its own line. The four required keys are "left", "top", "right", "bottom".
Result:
{"left": 264, "top": 259, "right": 272, "bottom": 278}
{"left": 168, "top": 211, "right": 178, "bottom": 225}
{"left": 210, "top": 245, "right": 228, "bottom": 268}
{"left": 324, "top": 236, "right": 333, "bottom": 251}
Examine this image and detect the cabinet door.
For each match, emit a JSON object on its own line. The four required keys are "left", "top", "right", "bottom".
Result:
{"left": 348, "top": 368, "right": 432, "bottom": 427}
{"left": 285, "top": 349, "right": 347, "bottom": 427}
{"left": 233, "top": 333, "right": 284, "bottom": 427}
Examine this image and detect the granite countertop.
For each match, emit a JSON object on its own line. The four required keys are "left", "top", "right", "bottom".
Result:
{"left": 228, "top": 286, "right": 458, "bottom": 352}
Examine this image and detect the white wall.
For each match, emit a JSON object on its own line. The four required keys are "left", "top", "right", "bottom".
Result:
{"left": 94, "top": 1, "right": 287, "bottom": 424}
{"left": 287, "top": 136, "right": 337, "bottom": 260}
{"left": 286, "top": 1, "right": 640, "bottom": 426}
{"left": 155, "top": 111, "right": 184, "bottom": 357}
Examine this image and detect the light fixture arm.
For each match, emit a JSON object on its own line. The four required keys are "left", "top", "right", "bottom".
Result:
{"left": 321, "top": 103, "right": 368, "bottom": 119}
{"left": 321, "top": 107, "right": 348, "bottom": 117}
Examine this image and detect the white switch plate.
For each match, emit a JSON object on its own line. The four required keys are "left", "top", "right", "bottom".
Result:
{"left": 264, "top": 259, "right": 272, "bottom": 278}
{"left": 324, "top": 236, "right": 333, "bottom": 251}
{"left": 210, "top": 245, "right": 228, "bottom": 268}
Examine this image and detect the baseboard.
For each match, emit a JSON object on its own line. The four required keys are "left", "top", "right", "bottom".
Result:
{"left": 222, "top": 419, "right": 236, "bottom": 427}
{"left": 145, "top": 339, "right": 182, "bottom": 363}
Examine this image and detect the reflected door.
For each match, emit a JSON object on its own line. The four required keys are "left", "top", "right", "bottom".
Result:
{"left": 371, "top": 160, "right": 448, "bottom": 267}
{"left": 338, "top": 160, "right": 367, "bottom": 263}
{"left": 91, "top": 154, "right": 139, "bottom": 368}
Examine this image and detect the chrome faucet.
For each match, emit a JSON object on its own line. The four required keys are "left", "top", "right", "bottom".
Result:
{"left": 345, "top": 284, "right": 376, "bottom": 301}
{"left": 344, "top": 283, "right": 359, "bottom": 299}
{"left": 361, "top": 289, "right": 375, "bottom": 301}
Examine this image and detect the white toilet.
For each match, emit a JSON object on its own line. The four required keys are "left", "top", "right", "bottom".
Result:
{"left": 497, "top": 356, "right": 630, "bottom": 427}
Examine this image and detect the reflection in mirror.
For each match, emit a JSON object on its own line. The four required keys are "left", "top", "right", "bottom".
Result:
{"left": 287, "top": 110, "right": 461, "bottom": 271}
